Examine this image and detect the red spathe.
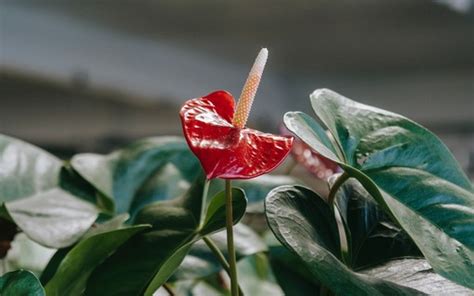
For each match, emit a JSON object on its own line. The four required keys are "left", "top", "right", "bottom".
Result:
{"left": 180, "top": 90, "right": 293, "bottom": 179}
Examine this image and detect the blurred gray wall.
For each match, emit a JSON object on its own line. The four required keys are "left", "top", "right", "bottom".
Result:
{"left": 0, "top": 0, "right": 473, "bottom": 173}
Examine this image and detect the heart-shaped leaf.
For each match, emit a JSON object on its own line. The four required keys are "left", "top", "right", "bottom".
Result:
{"left": 284, "top": 89, "right": 474, "bottom": 288}
{"left": 71, "top": 137, "right": 199, "bottom": 214}
{"left": 266, "top": 185, "right": 424, "bottom": 295}
{"left": 0, "top": 270, "right": 45, "bottom": 296}
{"left": 0, "top": 135, "right": 99, "bottom": 248}
{"left": 84, "top": 177, "right": 247, "bottom": 296}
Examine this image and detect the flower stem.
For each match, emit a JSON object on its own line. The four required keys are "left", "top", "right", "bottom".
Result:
{"left": 203, "top": 236, "right": 230, "bottom": 273}
{"left": 327, "top": 172, "right": 349, "bottom": 205}
{"left": 199, "top": 179, "right": 211, "bottom": 229}
{"left": 327, "top": 172, "right": 351, "bottom": 265}
{"left": 203, "top": 236, "right": 245, "bottom": 295}
{"left": 225, "top": 179, "right": 239, "bottom": 296}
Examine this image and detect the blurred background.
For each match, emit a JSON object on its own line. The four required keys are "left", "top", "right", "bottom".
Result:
{"left": 1, "top": 0, "right": 473, "bottom": 177}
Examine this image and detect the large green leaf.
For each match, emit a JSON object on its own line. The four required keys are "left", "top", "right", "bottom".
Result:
{"left": 0, "top": 135, "right": 99, "bottom": 248}
{"left": 284, "top": 89, "right": 474, "bottom": 288}
{"left": 0, "top": 270, "right": 45, "bottom": 296}
{"left": 44, "top": 223, "right": 150, "bottom": 296}
{"left": 266, "top": 185, "right": 424, "bottom": 295}
{"left": 84, "top": 177, "right": 247, "bottom": 296}
{"left": 70, "top": 137, "right": 199, "bottom": 214}
{"left": 333, "top": 177, "right": 421, "bottom": 268}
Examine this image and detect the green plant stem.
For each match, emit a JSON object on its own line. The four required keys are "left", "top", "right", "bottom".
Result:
{"left": 327, "top": 172, "right": 351, "bottom": 264}
{"left": 203, "top": 236, "right": 244, "bottom": 295}
{"left": 327, "top": 172, "right": 350, "bottom": 205}
{"left": 199, "top": 180, "right": 211, "bottom": 229}
{"left": 203, "top": 236, "right": 230, "bottom": 273}
{"left": 225, "top": 179, "right": 239, "bottom": 296}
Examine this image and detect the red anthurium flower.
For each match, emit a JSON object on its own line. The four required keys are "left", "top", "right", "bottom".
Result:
{"left": 180, "top": 49, "right": 294, "bottom": 179}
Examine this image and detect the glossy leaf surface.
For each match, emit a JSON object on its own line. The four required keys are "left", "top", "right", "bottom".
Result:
{"left": 266, "top": 185, "right": 424, "bottom": 295}
{"left": 0, "top": 270, "right": 45, "bottom": 296}
{"left": 361, "top": 258, "right": 473, "bottom": 295}
{"left": 84, "top": 178, "right": 247, "bottom": 296}
{"left": 284, "top": 89, "right": 474, "bottom": 288}
{"left": 180, "top": 90, "right": 293, "bottom": 179}
{"left": 0, "top": 135, "right": 99, "bottom": 248}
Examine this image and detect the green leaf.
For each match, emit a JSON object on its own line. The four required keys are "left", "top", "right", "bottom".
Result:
{"left": 361, "top": 259, "right": 473, "bottom": 295}
{"left": 333, "top": 177, "right": 421, "bottom": 268}
{"left": 284, "top": 89, "right": 474, "bottom": 288}
{"left": 130, "top": 163, "right": 191, "bottom": 220}
{"left": 70, "top": 136, "right": 199, "bottom": 214}
{"left": 84, "top": 177, "right": 247, "bottom": 296}
{"left": 0, "top": 135, "right": 61, "bottom": 204}
{"left": 59, "top": 165, "right": 114, "bottom": 214}
{"left": 0, "top": 135, "right": 99, "bottom": 248}
{"left": 0, "top": 270, "right": 45, "bottom": 296}
{"left": 266, "top": 185, "right": 424, "bottom": 295}
{"left": 5, "top": 189, "right": 99, "bottom": 249}
{"left": 44, "top": 224, "right": 150, "bottom": 296}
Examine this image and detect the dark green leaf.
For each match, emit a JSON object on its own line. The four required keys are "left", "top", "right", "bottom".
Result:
{"left": 266, "top": 185, "right": 424, "bottom": 295}
{"left": 333, "top": 177, "right": 421, "bottom": 268}
{"left": 44, "top": 224, "right": 150, "bottom": 296}
{"left": 84, "top": 177, "right": 247, "bottom": 296}
{"left": 71, "top": 136, "right": 199, "bottom": 214}
{"left": 130, "top": 163, "right": 191, "bottom": 220}
{"left": 265, "top": 231, "right": 321, "bottom": 296}
{"left": 59, "top": 165, "right": 114, "bottom": 214}
{"left": 0, "top": 270, "right": 45, "bottom": 296}
{"left": 284, "top": 89, "right": 474, "bottom": 288}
